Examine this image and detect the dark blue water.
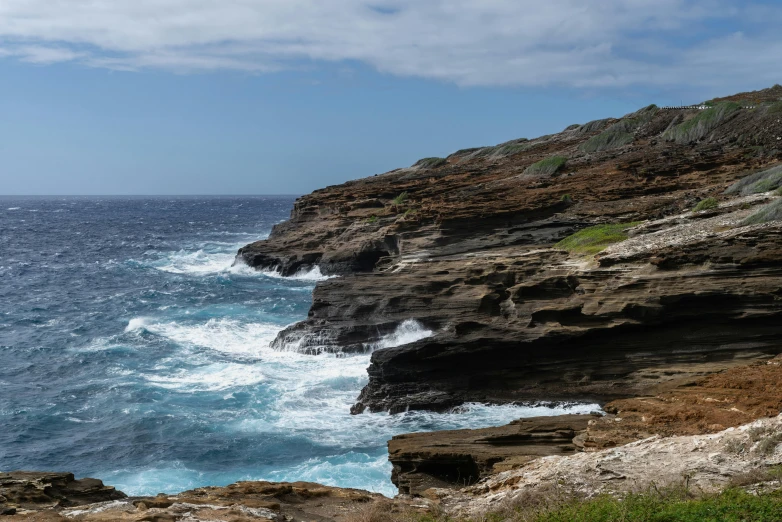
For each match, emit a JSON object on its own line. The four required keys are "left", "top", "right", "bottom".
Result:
{"left": 0, "top": 196, "right": 597, "bottom": 497}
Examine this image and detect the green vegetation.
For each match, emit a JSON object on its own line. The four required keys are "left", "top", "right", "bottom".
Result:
{"left": 351, "top": 483, "right": 782, "bottom": 522}
{"left": 560, "top": 194, "right": 573, "bottom": 204}
{"left": 768, "top": 101, "right": 782, "bottom": 114}
{"left": 366, "top": 215, "right": 378, "bottom": 224}
{"left": 580, "top": 127, "right": 634, "bottom": 153}
{"left": 577, "top": 118, "right": 612, "bottom": 134}
{"left": 391, "top": 192, "right": 409, "bottom": 206}
{"left": 523, "top": 488, "right": 782, "bottom": 522}
{"left": 693, "top": 197, "right": 719, "bottom": 212}
{"left": 579, "top": 105, "right": 657, "bottom": 153}
{"left": 524, "top": 155, "right": 568, "bottom": 177}
{"left": 742, "top": 198, "right": 782, "bottom": 226}
{"left": 725, "top": 164, "right": 782, "bottom": 196}
{"left": 775, "top": 187, "right": 782, "bottom": 196}
{"left": 556, "top": 222, "right": 641, "bottom": 255}
{"left": 663, "top": 101, "right": 741, "bottom": 144}
{"left": 415, "top": 157, "right": 447, "bottom": 169}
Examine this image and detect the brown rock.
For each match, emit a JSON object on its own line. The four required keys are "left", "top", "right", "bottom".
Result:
{"left": 388, "top": 414, "right": 594, "bottom": 495}
{"left": 236, "top": 86, "right": 782, "bottom": 414}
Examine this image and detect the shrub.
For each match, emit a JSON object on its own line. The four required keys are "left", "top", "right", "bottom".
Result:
{"left": 366, "top": 215, "right": 378, "bottom": 224}
{"left": 391, "top": 192, "right": 409, "bottom": 206}
{"left": 693, "top": 197, "right": 719, "bottom": 212}
{"left": 556, "top": 222, "right": 641, "bottom": 255}
{"left": 742, "top": 198, "right": 782, "bottom": 226}
{"left": 525, "top": 156, "right": 568, "bottom": 177}
{"left": 414, "top": 157, "right": 447, "bottom": 169}
{"left": 560, "top": 194, "right": 573, "bottom": 204}
{"left": 663, "top": 101, "right": 741, "bottom": 144}
{"left": 776, "top": 187, "right": 782, "bottom": 196}
{"left": 725, "top": 164, "right": 782, "bottom": 196}
{"left": 757, "top": 432, "right": 782, "bottom": 456}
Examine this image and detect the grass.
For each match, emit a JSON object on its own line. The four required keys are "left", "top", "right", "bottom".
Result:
{"left": 725, "top": 164, "right": 782, "bottom": 196}
{"left": 580, "top": 128, "right": 634, "bottom": 153}
{"left": 468, "top": 140, "right": 532, "bottom": 160}
{"left": 741, "top": 198, "right": 782, "bottom": 226}
{"left": 391, "top": 192, "right": 409, "bottom": 206}
{"left": 693, "top": 197, "right": 719, "bottom": 212}
{"left": 415, "top": 157, "right": 447, "bottom": 169}
{"left": 366, "top": 215, "right": 378, "bottom": 224}
{"left": 525, "top": 488, "right": 782, "bottom": 522}
{"left": 768, "top": 101, "right": 782, "bottom": 114}
{"left": 579, "top": 105, "right": 657, "bottom": 153}
{"left": 524, "top": 155, "right": 567, "bottom": 177}
{"left": 346, "top": 485, "right": 782, "bottom": 522}
{"left": 578, "top": 118, "right": 612, "bottom": 134}
{"left": 663, "top": 101, "right": 741, "bottom": 144}
{"left": 556, "top": 222, "right": 641, "bottom": 255}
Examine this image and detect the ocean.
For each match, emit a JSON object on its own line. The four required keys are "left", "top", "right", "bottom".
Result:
{"left": 0, "top": 196, "right": 597, "bottom": 497}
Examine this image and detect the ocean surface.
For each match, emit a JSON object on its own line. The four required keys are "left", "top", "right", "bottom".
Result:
{"left": 0, "top": 196, "right": 598, "bottom": 497}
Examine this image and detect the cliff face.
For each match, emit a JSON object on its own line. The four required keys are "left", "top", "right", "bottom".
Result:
{"left": 239, "top": 86, "right": 782, "bottom": 414}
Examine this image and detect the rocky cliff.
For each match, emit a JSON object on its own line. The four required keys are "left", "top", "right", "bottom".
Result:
{"left": 239, "top": 85, "right": 782, "bottom": 415}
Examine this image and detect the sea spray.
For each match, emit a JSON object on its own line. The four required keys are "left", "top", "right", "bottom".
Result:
{"left": 0, "top": 196, "right": 600, "bottom": 500}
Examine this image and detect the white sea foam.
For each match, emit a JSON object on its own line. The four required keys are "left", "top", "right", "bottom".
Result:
{"left": 117, "top": 308, "right": 597, "bottom": 497}
{"left": 125, "top": 317, "right": 151, "bottom": 332}
{"left": 144, "top": 362, "right": 266, "bottom": 392}
{"left": 370, "top": 319, "right": 433, "bottom": 350}
{"left": 262, "top": 453, "right": 396, "bottom": 497}
{"left": 129, "top": 317, "right": 280, "bottom": 358}
{"left": 6, "top": 207, "right": 20, "bottom": 210}
{"left": 153, "top": 249, "right": 238, "bottom": 275}
{"left": 259, "top": 265, "right": 337, "bottom": 281}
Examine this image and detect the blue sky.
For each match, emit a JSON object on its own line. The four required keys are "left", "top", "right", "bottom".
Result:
{"left": 1, "top": 0, "right": 780, "bottom": 195}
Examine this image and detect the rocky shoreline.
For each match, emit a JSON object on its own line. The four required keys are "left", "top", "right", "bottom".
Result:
{"left": 6, "top": 86, "right": 782, "bottom": 520}
{"left": 239, "top": 86, "right": 782, "bottom": 414}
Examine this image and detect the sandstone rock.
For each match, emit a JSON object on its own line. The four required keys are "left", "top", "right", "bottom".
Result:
{"left": 388, "top": 414, "right": 595, "bottom": 495}
{"left": 0, "top": 472, "right": 125, "bottom": 513}
{"left": 439, "top": 414, "right": 782, "bottom": 516}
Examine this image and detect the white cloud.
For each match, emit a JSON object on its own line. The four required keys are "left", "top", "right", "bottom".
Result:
{"left": 0, "top": 0, "right": 777, "bottom": 89}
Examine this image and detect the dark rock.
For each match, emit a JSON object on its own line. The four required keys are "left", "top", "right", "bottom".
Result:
{"left": 0, "top": 471, "right": 125, "bottom": 511}
{"left": 388, "top": 414, "right": 594, "bottom": 495}
{"left": 236, "top": 85, "right": 782, "bottom": 414}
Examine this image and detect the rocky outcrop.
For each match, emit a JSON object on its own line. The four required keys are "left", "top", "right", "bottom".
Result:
{"left": 3, "top": 480, "right": 389, "bottom": 521}
{"left": 385, "top": 357, "right": 782, "bottom": 496}
{"left": 0, "top": 472, "right": 125, "bottom": 516}
{"left": 388, "top": 414, "right": 594, "bottom": 496}
{"left": 437, "top": 413, "right": 782, "bottom": 516}
{"left": 238, "top": 86, "right": 782, "bottom": 413}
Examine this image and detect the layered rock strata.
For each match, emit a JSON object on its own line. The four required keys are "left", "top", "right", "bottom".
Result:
{"left": 387, "top": 355, "right": 782, "bottom": 495}
{"left": 2, "top": 480, "right": 388, "bottom": 521}
{"left": 0, "top": 472, "right": 125, "bottom": 516}
{"left": 388, "top": 414, "right": 595, "bottom": 496}
{"left": 239, "top": 86, "right": 782, "bottom": 413}
{"left": 438, "top": 413, "right": 782, "bottom": 516}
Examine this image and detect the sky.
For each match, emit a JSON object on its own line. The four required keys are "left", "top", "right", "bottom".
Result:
{"left": 1, "top": 0, "right": 781, "bottom": 195}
